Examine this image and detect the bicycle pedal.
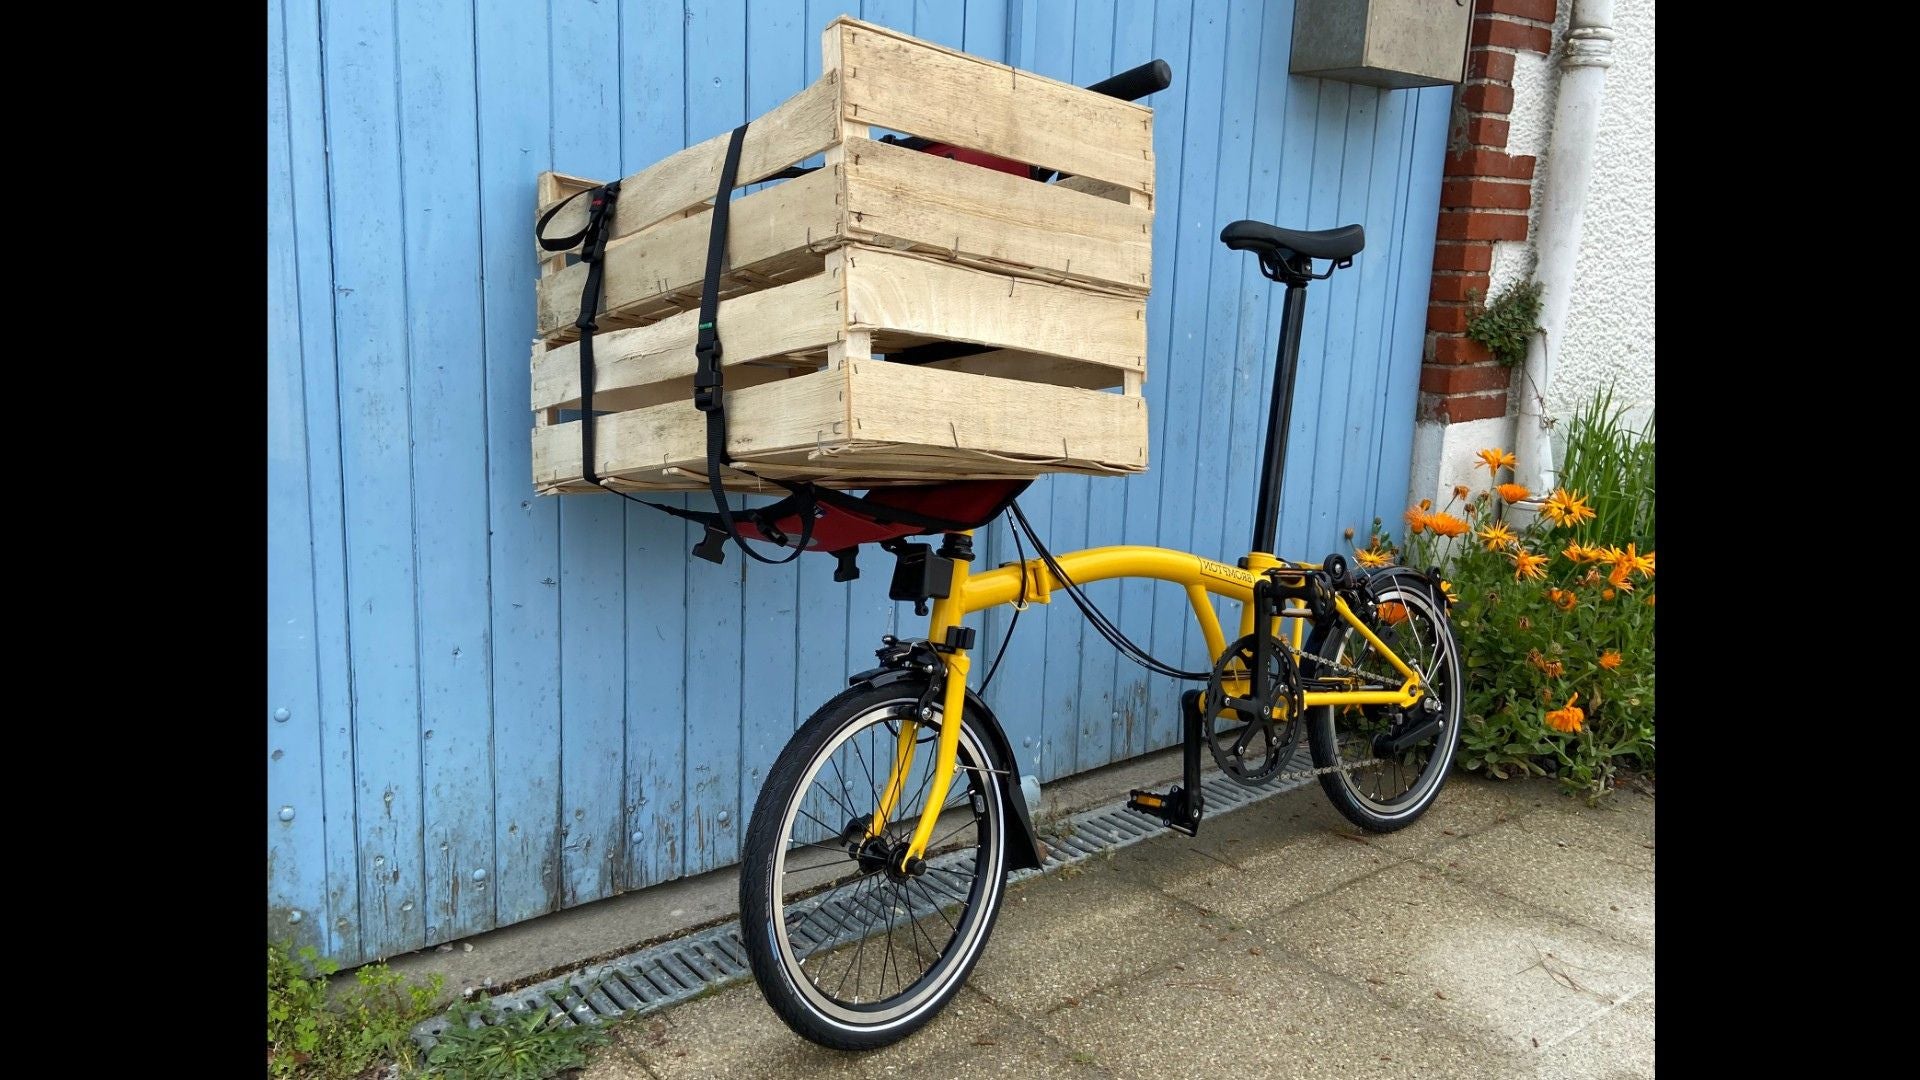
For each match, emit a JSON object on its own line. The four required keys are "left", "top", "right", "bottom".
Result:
{"left": 1127, "top": 787, "right": 1202, "bottom": 836}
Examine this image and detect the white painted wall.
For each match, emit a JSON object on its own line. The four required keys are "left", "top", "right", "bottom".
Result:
{"left": 1412, "top": 0, "right": 1654, "bottom": 511}
{"left": 1494, "top": 0, "right": 1655, "bottom": 431}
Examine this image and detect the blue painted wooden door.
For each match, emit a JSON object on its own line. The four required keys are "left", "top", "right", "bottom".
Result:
{"left": 268, "top": 0, "right": 1450, "bottom": 966}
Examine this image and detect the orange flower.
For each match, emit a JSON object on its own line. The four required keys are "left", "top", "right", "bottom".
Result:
{"left": 1545, "top": 587, "right": 1576, "bottom": 612}
{"left": 1644, "top": 593, "right": 1655, "bottom": 607}
{"left": 1475, "top": 447, "right": 1517, "bottom": 475}
{"left": 1354, "top": 546, "right": 1394, "bottom": 569}
{"left": 1426, "top": 512, "right": 1469, "bottom": 538}
{"left": 1478, "top": 523, "right": 1518, "bottom": 551}
{"left": 1544, "top": 693, "right": 1585, "bottom": 733}
{"left": 1453, "top": 484, "right": 1472, "bottom": 500}
{"left": 1497, "top": 483, "right": 1530, "bottom": 503}
{"left": 1377, "top": 601, "right": 1409, "bottom": 625}
{"left": 1541, "top": 489, "right": 1596, "bottom": 527}
{"left": 1439, "top": 580, "right": 1459, "bottom": 604}
{"left": 1601, "top": 588, "right": 1616, "bottom": 601}
{"left": 1512, "top": 550, "right": 1549, "bottom": 581}
{"left": 1573, "top": 542, "right": 1613, "bottom": 564}
{"left": 1404, "top": 507, "right": 1429, "bottom": 534}
{"left": 1612, "top": 543, "right": 1655, "bottom": 579}
{"left": 1606, "top": 561, "right": 1635, "bottom": 592}
{"left": 1598, "top": 650, "right": 1623, "bottom": 670}
{"left": 1528, "top": 650, "right": 1565, "bottom": 679}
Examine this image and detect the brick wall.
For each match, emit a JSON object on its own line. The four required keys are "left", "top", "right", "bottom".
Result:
{"left": 1420, "top": 0, "right": 1556, "bottom": 425}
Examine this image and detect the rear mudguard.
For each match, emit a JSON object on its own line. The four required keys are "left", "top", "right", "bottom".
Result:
{"left": 848, "top": 665, "right": 1047, "bottom": 872}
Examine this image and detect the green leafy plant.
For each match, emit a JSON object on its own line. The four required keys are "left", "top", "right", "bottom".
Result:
{"left": 1467, "top": 280, "right": 1544, "bottom": 367}
{"left": 1555, "top": 384, "right": 1654, "bottom": 547}
{"left": 267, "top": 941, "right": 445, "bottom": 1079}
{"left": 1353, "top": 389, "right": 1654, "bottom": 798}
{"left": 425, "top": 996, "right": 609, "bottom": 1080}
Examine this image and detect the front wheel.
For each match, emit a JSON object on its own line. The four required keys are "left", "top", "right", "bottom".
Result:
{"left": 739, "top": 682, "right": 1010, "bottom": 1050}
{"left": 1305, "top": 570, "right": 1463, "bottom": 832}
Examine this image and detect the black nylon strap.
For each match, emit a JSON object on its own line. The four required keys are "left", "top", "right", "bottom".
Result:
{"left": 692, "top": 123, "right": 811, "bottom": 565}
{"left": 535, "top": 185, "right": 604, "bottom": 252}
{"left": 568, "top": 181, "right": 622, "bottom": 485}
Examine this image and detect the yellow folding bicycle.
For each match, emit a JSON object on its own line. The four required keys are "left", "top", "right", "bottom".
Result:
{"left": 526, "top": 41, "right": 1461, "bottom": 1052}
{"left": 719, "top": 207, "right": 1462, "bottom": 1047}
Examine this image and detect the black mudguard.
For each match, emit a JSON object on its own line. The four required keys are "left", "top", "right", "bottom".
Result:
{"left": 849, "top": 665, "right": 1047, "bottom": 872}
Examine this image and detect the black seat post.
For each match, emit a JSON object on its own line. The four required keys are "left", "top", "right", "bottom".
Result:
{"left": 1252, "top": 275, "right": 1310, "bottom": 556}
{"left": 1219, "top": 218, "right": 1362, "bottom": 556}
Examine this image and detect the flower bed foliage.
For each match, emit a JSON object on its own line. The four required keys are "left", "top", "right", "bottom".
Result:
{"left": 1355, "top": 392, "right": 1654, "bottom": 797}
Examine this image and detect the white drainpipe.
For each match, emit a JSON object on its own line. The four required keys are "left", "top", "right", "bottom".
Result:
{"left": 1513, "top": 0, "right": 1617, "bottom": 495}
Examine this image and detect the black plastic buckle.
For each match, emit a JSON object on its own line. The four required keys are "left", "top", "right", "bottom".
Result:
{"left": 883, "top": 540, "right": 955, "bottom": 617}
{"left": 693, "top": 334, "right": 724, "bottom": 413}
{"left": 832, "top": 548, "right": 861, "bottom": 583}
{"left": 691, "top": 523, "right": 728, "bottom": 564}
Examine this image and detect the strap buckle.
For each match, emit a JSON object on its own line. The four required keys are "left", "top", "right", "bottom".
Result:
{"left": 693, "top": 326, "right": 724, "bottom": 413}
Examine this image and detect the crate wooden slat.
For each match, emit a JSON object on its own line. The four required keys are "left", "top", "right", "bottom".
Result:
{"left": 531, "top": 15, "right": 1155, "bottom": 494}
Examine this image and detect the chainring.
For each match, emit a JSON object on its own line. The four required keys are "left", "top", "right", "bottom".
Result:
{"left": 1202, "top": 634, "right": 1303, "bottom": 785}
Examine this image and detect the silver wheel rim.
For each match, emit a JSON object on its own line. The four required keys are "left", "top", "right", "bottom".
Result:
{"left": 1327, "top": 586, "right": 1461, "bottom": 817}
{"left": 767, "top": 699, "right": 1005, "bottom": 1030}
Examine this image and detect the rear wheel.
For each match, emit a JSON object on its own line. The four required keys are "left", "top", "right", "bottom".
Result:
{"left": 739, "top": 682, "right": 1009, "bottom": 1050}
{"left": 1305, "top": 572, "right": 1462, "bottom": 831}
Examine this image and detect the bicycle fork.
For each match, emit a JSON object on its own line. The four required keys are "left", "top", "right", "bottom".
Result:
{"left": 866, "top": 533, "right": 980, "bottom": 875}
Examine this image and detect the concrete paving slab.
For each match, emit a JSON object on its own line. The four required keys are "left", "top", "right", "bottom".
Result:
{"left": 1520, "top": 988, "right": 1654, "bottom": 1080}
{"left": 967, "top": 862, "right": 1216, "bottom": 1018}
{"left": 1167, "top": 830, "right": 1402, "bottom": 918}
{"left": 1260, "top": 861, "right": 1652, "bottom": 1058}
{"left": 1420, "top": 819, "right": 1654, "bottom": 947}
{"left": 1037, "top": 937, "right": 1510, "bottom": 1079}
{"left": 1319, "top": 774, "right": 1531, "bottom": 859}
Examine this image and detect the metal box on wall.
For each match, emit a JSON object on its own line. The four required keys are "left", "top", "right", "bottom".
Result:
{"left": 1290, "top": 0, "right": 1474, "bottom": 89}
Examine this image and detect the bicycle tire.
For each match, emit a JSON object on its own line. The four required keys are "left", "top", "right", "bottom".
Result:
{"left": 1304, "top": 569, "right": 1462, "bottom": 832}
{"left": 739, "top": 682, "right": 1010, "bottom": 1050}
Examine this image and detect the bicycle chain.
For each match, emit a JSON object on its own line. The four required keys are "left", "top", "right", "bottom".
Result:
{"left": 1242, "top": 629, "right": 1413, "bottom": 783}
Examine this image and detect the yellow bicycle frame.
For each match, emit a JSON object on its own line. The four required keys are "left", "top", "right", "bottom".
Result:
{"left": 870, "top": 536, "right": 1428, "bottom": 865}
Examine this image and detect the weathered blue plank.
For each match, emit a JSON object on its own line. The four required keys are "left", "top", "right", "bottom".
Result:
{"left": 1103, "top": 0, "right": 1158, "bottom": 762}
{"left": 1065, "top": 0, "right": 1120, "bottom": 777}
{"left": 681, "top": 0, "right": 751, "bottom": 874}
{"left": 738, "top": 0, "right": 809, "bottom": 825}
{"left": 267, "top": 0, "right": 330, "bottom": 955}
{"left": 1276, "top": 79, "right": 1346, "bottom": 560}
{"left": 1145, "top": 0, "right": 1230, "bottom": 753}
{"left": 279, "top": 0, "right": 363, "bottom": 964}
{"left": 1222, "top": 0, "right": 1292, "bottom": 567}
{"left": 620, "top": 0, "right": 694, "bottom": 893}
{"left": 323, "top": 0, "right": 427, "bottom": 959}
{"left": 1306, "top": 87, "right": 1374, "bottom": 555}
{"left": 964, "top": 0, "right": 1007, "bottom": 56}
{"left": 1188, "top": 0, "right": 1263, "bottom": 629}
{"left": 474, "top": 0, "right": 563, "bottom": 930}
{"left": 1357, "top": 98, "right": 1416, "bottom": 528}
{"left": 1372, "top": 88, "right": 1453, "bottom": 523}
{"left": 1013, "top": 0, "right": 1079, "bottom": 782}
{"left": 1336, "top": 87, "right": 1406, "bottom": 550}
{"left": 394, "top": 0, "right": 496, "bottom": 948}
{"left": 1116, "top": 0, "right": 1199, "bottom": 755}
{"left": 549, "top": 0, "right": 629, "bottom": 915}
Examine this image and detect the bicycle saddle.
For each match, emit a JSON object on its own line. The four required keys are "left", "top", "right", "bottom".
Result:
{"left": 1219, "top": 219, "right": 1365, "bottom": 262}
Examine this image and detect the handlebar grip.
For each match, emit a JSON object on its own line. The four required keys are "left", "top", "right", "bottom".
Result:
{"left": 1084, "top": 59, "right": 1173, "bottom": 102}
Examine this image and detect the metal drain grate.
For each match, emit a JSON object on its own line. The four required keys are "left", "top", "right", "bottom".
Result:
{"left": 414, "top": 746, "right": 1320, "bottom": 1044}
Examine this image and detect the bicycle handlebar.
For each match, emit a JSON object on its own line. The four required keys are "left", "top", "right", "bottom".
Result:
{"left": 1085, "top": 59, "right": 1173, "bottom": 103}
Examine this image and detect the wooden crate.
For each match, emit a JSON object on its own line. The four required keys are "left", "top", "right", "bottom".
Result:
{"left": 531, "top": 16, "right": 1154, "bottom": 494}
